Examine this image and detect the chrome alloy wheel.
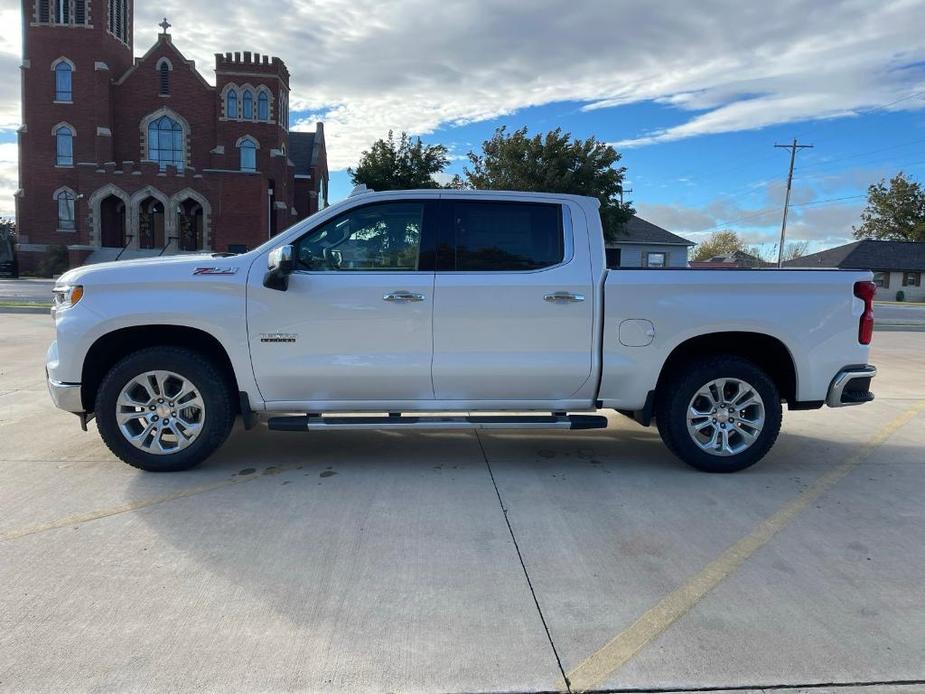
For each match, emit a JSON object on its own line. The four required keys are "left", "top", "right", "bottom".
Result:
{"left": 686, "top": 377, "right": 765, "bottom": 457}
{"left": 115, "top": 370, "right": 206, "bottom": 455}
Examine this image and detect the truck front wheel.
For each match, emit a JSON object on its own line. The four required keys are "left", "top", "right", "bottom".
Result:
{"left": 96, "top": 347, "right": 235, "bottom": 472}
{"left": 655, "top": 356, "right": 782, "bottom": 473}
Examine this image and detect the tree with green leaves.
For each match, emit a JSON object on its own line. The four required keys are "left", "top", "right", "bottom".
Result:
{"left": 692, "top": 230, "right": 749, "bottom": 261}
{"left": 853, "top": 172, "right": 925, "bottom": 242}
{"left": 348, "top": 131, "right": 449, "bottom": 191}
{"left": 0, "top": 218, "right": 15, "bottom": 242}
{"left": 464, "top": 127, "right": 634, "bottom": 242}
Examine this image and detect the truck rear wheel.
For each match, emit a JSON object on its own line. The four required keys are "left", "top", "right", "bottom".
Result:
{"left": 655, "top": 355, "right": 782, "bottom": 473}
{"left": 96, "top": 347, "right": 235, "bottom": 472}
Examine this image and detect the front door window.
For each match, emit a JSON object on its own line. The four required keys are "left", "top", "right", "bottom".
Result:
{"left": 294, "top": 202, "right": 424, "bottom": 271}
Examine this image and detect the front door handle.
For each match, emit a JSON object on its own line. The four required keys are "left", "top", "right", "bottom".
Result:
{"left": 544, "top": 291, "right": 585, "bottom": 303}
{"left": 383, "top": 291, "right": 425, "bottom": 303}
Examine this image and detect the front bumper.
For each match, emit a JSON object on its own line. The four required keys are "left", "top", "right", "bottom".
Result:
{"left": 47, "top": 339, "right": 83, "bottom": 413}
{"left": 47, "top": 375, "right": 83, "bottom": 413}
{"left": 826, "top": 365, "right": 877, "bottom": 408}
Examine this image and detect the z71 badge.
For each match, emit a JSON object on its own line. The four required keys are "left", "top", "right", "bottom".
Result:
{"left": 193, "top": 267, "right": 239, "bottom": 276}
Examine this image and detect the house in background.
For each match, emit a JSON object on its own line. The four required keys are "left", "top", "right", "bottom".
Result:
{"left": 688, "top": 249, "right": 768, "bottom": 269}
{"left": 606, "top": 216, "right": 694, "bottom": 268}
{"left": 786, "top": 240, "right": 925, "bottom": 301}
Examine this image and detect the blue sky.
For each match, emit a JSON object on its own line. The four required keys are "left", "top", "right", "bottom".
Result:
{"left": 328, "top": 100, "right": 925, "bottom": 254}
{"left": 2, "top": 0, "right": 924, "bottom": 255}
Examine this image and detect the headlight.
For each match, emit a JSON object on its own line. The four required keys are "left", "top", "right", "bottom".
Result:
{"left": 52, "top": 284, "right": 84, "bottom": 310}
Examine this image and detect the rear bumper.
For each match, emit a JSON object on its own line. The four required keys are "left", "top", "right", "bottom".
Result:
{"left": 826, "top": 365, "right": 877, "bottom": 408}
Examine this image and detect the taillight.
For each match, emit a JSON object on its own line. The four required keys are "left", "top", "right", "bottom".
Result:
{"left": 854, "top": 280, "right": 876, "bottom": 345}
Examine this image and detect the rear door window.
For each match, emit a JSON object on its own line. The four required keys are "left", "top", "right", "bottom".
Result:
{"left": 446, "top": 201, "right": 564, "bottom": 271}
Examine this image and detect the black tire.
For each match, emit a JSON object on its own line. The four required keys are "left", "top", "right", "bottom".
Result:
{"left": 655, "top": 355, "right": 782, "bottom": 473}
{"left": 96, "top": 347, "right": 235, "bottom": 472}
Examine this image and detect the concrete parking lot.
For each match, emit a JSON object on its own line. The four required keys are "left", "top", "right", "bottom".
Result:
{"left": 1, "top": 313, "right": 924, "bottom": 694}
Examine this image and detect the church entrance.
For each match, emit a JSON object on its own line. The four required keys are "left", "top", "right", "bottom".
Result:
{"left": 99, "top": 195, "right": 126, "bottom": 248}
{"left": 178, "top": 198, "right": 204, "bottom": 251}
{"left": 137, "top": 197, "right": 166, "bottom": 250}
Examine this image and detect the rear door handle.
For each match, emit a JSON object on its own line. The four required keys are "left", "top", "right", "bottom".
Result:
{"left": 383, "top": 291, "right": 425, "bottom": 303}
{"left": 544, "top": 292, "right": 585, "bottom": 303}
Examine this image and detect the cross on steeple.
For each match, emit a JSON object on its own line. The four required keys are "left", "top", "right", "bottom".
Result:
{"left": 158, "top": 17, "right": 171, "bottom": 34}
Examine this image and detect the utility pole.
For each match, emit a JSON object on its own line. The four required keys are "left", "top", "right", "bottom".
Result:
{"left": 619, "top": 187, "right": 633, "bottom": 205}
{"left": 774, "top": 138, "right": 813, "bottom": 268}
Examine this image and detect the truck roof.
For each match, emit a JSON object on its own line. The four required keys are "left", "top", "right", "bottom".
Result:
{"left": 347, "top": 185, "right": 601, "bottom": 207}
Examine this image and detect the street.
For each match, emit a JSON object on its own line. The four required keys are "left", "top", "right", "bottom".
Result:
{"left": 0, "top": 278, "right": 54, "bottom": 304}
{"left": 876, "top": 301, "right": 925, "bottom": 325}
{"left": 1, "top": 314, "right": 924, "bottom": 693}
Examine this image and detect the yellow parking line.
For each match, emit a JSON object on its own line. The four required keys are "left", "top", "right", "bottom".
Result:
{"left": 0, "top": 465, "right": 297, "bottom": 543}
{"left": 566, "top": 402, "right": 925, "bottom": 693}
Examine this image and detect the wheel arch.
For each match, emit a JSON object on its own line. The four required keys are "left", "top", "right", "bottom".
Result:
{"left": 656, "top": 331, "right": 798, "bottom": 407}
{"left": 81, "top": 325, "right": 240, "bottom": 413}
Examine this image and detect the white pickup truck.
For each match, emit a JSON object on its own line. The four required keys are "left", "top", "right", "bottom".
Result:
{"left": 47, "top": 188, "right": 878, "bottom": 473}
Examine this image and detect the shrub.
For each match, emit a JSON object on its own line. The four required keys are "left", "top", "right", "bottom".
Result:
{"left": 896, "top": 290, "right": 905, "bottom": 302}
{"left": 39, "top": 244, "right": 70, "bottom": 277}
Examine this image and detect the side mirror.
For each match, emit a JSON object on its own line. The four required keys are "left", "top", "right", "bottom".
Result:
{"left": 264, "top": 245, "right": 294, "bottom": 291}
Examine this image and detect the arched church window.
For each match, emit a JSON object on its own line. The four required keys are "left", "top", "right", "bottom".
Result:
{"left": 238, "top": 137, "right": 257, "bottom": 172}
{"left": 226, "top": 89, "right": 238, "bottom": 118}
{"left": 57, "top": 190, "right": 76, "bottom": 230}
{"left": 55, "top": 125, "right": 74, "bottom": 166}
{"left": 243, "top": 90, "right": 254, "bottom": 120}
{"left": 147, "top": 115, "right": 184, "bottom": 171}
{"left": 54, "top": 61, "right": 73, "bottom": 102}
{"left": 159, "top": 61, "right": 170, "bottom": 95}
{"left": 257, "top": 91, "right": 269, "bottom": 120}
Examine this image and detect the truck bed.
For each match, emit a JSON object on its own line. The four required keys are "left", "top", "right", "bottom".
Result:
{"left": 599, "top": 268, "right": 873, "bottom": 411}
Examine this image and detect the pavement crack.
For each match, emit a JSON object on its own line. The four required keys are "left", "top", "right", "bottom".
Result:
{"left": 475, "top": 430, "right": 572, "bottom": 694}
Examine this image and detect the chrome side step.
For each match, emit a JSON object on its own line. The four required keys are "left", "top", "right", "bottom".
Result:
{"left": 267, "top": 414, "right": 608, "bottom": 432}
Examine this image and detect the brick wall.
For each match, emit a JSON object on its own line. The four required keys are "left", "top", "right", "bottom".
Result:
{"left": 17, "top": 0, "right": 323, "bottom": 273}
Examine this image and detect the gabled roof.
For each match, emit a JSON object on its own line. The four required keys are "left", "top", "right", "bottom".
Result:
{"left": 289, "top": 131, "right": 316, "bottom": 175}
{"left": 610, "top": 216, "right": 695, "bottom": 247}
{"left": 115, "top": 33, "right": 212, "bottom": 91}
{"left": 786, "top": 240, "right": 925, "bottom": 272}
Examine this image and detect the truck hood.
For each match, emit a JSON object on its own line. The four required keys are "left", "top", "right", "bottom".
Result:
{"left": 56, "top": 253, "right": 253, "bottom": 286}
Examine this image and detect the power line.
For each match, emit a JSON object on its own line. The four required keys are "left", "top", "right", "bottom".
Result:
{"left": 666, "top": 137, "right": 925, "bottom": 209}
{"left": 786, "top": 88, "right": 925, "bottom": 150}
{"left": 773, "top": 139, "right": 814, "bottom": 267}
{"left": 692, "top": 193, "right": 870, "bottom": 236}
{"left": 791, "top": 194, "right": 866, "bottom": 208}
{"left": 793, "top": 136, "right": 925, "bottom": 175}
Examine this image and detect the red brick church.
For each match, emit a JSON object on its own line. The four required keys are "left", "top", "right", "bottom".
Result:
{"left": 16, "top": 0, "right": 329, "bottom": 271}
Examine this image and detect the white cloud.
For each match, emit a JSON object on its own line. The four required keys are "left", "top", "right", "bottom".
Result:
{"left": 0, "top": 142, "right": 18, "bottom": 218}
{"left": 0, "top": 6, "right": 22, "bottom": 132}
{"left": 636, "top": 173, "right": 868, "bottom": 247}
{"left": 123, "top": 0, "right": 925, "bottom": 168}
{"left": 3, "top": 0, "right": 924, "bottom": 175}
